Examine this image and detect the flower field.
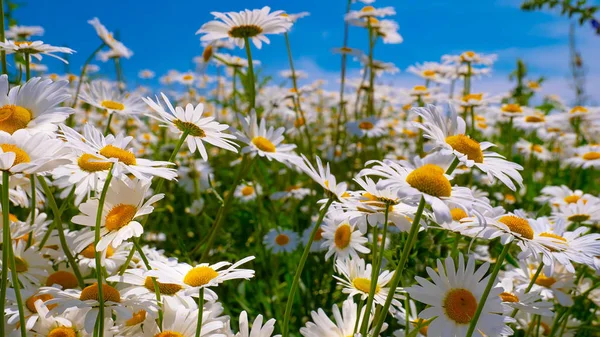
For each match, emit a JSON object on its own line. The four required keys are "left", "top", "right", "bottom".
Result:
{"left": 1, "top": 1, "right": 600, "bottom": 337}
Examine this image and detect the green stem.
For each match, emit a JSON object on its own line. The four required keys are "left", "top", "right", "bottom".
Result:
{"left": 0, "top": 0, "right": 7, "bottom": 75}
{"left": 333, "top": 0, "right": 352, "bottom": 149}
{"left": 70, "top": 43, "right": 106, "bottom": 112}
{"left": 26, "top": 174, "right": 36, "bottom": 248}
{"left": 371, "top": 196, "right": 426, "bottom": 336}
{"left": 366, "top": 22, "right": 375, "bottom": 118}
{"left": 24, "top": 52, "right": 30, "bottom": 81}
{"left": 152, "top": 131, "right": 189, "bottom": 197}
{"left": 8, "top": 237, "right": 27, "bottom": 337}
{"left": 1, "top": 171, "right": 11, "bottom": 334}
{"left": 195, "top": 287, "right": 205, "bottom": 337}
{"left": 93, "top": 166, "right": 114, "bottom": 337}
{"left": 37, "top": 177, "right": 85, "bottom": 288}
{"left": 465, "top": 242, "right": 512, "bottom": 337}
{"left": 104, "top": 113, "right": 114, "bottom": 136}
{"left": 360, "top": 202, "right": 390, "bottom": 335}
{"left": 446, "top": 157, "right": 460, "bottom": 175}
{"left": 282, "top": 196, "right": 335, "bottom": 337}
{"left": 243, "top": 37, "right": 256, "bottom": 113}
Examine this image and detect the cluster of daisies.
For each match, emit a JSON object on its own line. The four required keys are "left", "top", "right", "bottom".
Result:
{"left": 1, "top": 1, "right": 600, "bottom": 337}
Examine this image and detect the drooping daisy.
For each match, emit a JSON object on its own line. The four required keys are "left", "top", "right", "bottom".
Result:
{"left": 0, "top": 75, "right": 73, "bottom": 135}
{"left": 80, "top": 80, "right": 146, "bottom": 116}
{"left": 144, "top": 93, "right": 238, "bottom": 161}
{"left": 334, "top": 257, "right": 401, "bottom": 308}
{"left": 88, "top": 17, "right": 133, "bottom": 59}
{"left": 321, "top": 217, "right": 370, "bottom": 261}
{"left": 0, "top": 40, "right": 74, "bottom": 63}
{"left": 60, "top": 123, "right": 177, "bottom": 181}
{"left": 264, "top": 228, "right": 299, "bottom": 253}
{"left": 297, "top": 155, "right": 348, "bottom": 200}
{"left": 197, "top": 7, "right": 292, "bottom": 49}
{"left": 413, "top": 104, "right": 523, "bottom": 190}
{"left": 407, "top": 254, "right": 512, "bottom": 337}
{"left": 147, "top": 256, "right": 255, "bottom": 297}
{"left": 72, "top": 178, "right": 163, "bottom": 251}
{"left": 235, "top": 110, "right": 299, "bottom": 164}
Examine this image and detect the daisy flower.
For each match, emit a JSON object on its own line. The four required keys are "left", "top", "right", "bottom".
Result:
{"left": 235, "top": 110, "right": 299, "bottom": 164}
{"left": 6, "top": 25, "right": 44, "bottom": 39}
{"left": 536, "top": 185, "right": 597, "bottom": 209}
{"left": 506, "top": 260, "right": 576, "bottom": 306}
{"left": 197, "top": 7, "right": 292, "bottom": 49}
{"left": 496, "top": 277, "right": 554, "bottom": 316}
{"left": 60, "top": 123, "right": 177, "bottom": 181}
{"left": 515, "top": 139, "right": 552, "bottom": 162}
{"left": 5, "top": 287, "right": 56, "bottom": 331}
{"left": 80, "top": 80, "right": 146, "bottom": 116}
{"left": 76, "top": 240, "right": 133, "bottom": 275}
{"left": 0, "top": 75, "right": 73, "bottom": 135}
{"left": 301, "top": 221, "right": 327, "bottom": 253}
{"left": 300, "top": 299, "right": 383, "bottom": 337}
{"left": 6, "top": 237, "right": 51, "bottom": 287}
{"left": 0, "top": 40, "right": 74, "bottom": 63}
{"left": 234, "top": 182, "right": 262, "bottom": 202}
{"left": 27, "top": 300, "right": 100, "bottom": 337}
{"left": 565, "top": 145, "right": 600, "bottom": 169}
{"left": 297, "top": 155, "right": 348, "bottom": 200}
{"left": 143, "top": 298, "right": 226, "bottom": 337}
{"left": 442, "top": 51, "right": 497, "bottom": 65}
{"left": 347, "top": 117, "right": 387, "bottom": 138}
{"left": 552, "top": 199, "right": 600, "bottom": 227}
{"left": 345, "top": 5, "right": 396, "bottom": 20}
{"left": 147, "top": 256, "right": 255, "bottom": 297}
{"left": 413, "top": 104, "right": 523, "bottom": 190}
{"left": 407, "top": 254, "right": 512, "bottom": 337}
{"left": 138, "top": 69, "right": 155, "bottom": 79}
{"left": 144, "top": 93, "right": 238, "bottom": 160}
{"left": 264, "top": 228, "right": 299, "bottom": 253}
{"left": 72, "top": 178, "right": 164, "bottom": 251}
{"left": 234, "top": 311, "right": 279, "bottom": 337}
{"left": 334, "top": 257, "right": 401, "bottom": 308}
{"left": 88, "top": 17, "right": 133, "bottom": 59}
{"left": 0, "top": 129, "right": 70, "bottom": 173}
{"left": 321, "top": 217, "right": 370, "bottom": 261}
{"left": 407, "top": 62, "right": 449, "bottom": 84}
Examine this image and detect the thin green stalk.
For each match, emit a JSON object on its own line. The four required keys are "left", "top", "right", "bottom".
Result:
{"left": 0, "top": 0, "right": 7, "bottom": 75}
{"left": 104, "top": 113, "right": 115, "bottom": 136}
{"left": 510, "top": 262, "right": 543, "bottom": 318}
{"left": 446, "top": 157, "right": 460, "bottom": 175}
{"left": 37, "top": 176, "right": 85, "bottom": 288}
{"left": 196, "top": 287, "right": 205, "bottom": 337}
{"left": 371, "top": 196, "right": 426, "bottom": 336}
{"left": 8, "top": 237, "right": 27, "bottom": 337}
{"left": 282, "top": 196, "right": 335, "bottom": 337}
{"left": 333, "top": 0, "right": 352, "bottom": 149}
{"left": 451, "top": 232, "right": 461, "bottom": 259}
{"left": 243, "top": 37, "right": 256, "bottom": 113}
{"left": 70, "top": 42, "right": 106, "bottom": 109}
{"left": 152, "top": 130, "right": 189, "bottom": 197}
{"left": 359, "top": 202, "right": 390, "bottom": 335}
{"left": 24, "top": 52, "right": 31, "bottom": 81}
{"left": 0, "top": 171, "right": 11, "bottom": 333}
{"left": 465, "top": 242, "right": 512, "bottom": 337}
{"left": 26, "top": 174, "right": 36, "bottom": 248}
{"left": 366, "top": 22, "right": 376, "bottom": 118}
{"left": 93, "top": 166, "right": 114, "bottom": 337}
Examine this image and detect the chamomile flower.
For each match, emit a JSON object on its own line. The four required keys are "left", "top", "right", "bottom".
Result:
{"left": 407, "top": 254, "right": 512, "bottom": 337}
{"left": 88, "top": 17, "right": 133, "bottom": 59}
{"left": 0, "top": 129, "right": 70, "bottom": 173}
{"left": 235, "top": 110, "right": 299, "bottom": 164}
{"left": 0, "top": 40, "right": 74, "bottom": 63}
{"left": 147, "top": 256, "right": 255, "bottom": 297}
{"left": 144, "top": 93, "right": 238, "bottom": 160}
{"left": 302, "top": 221, "right": 327, "bottom": 253}
{"left": 515, "top": 139, "right": 552, "bottom": 162}
{"left": 496, "top": 278, "right": 554, "bottom": 316}
{"left": 143, "top": 298, "right": 226, "bottom": 337}
{"left": 552, "top": 199, "right": 600, "bottom": 227}
{"left": 72, "top": 178, "right": 163, "bottom": 251}
{"left": 6, "top": 25, "right": 44, "bottom": 39}
{"left": 413, "top": 104, "right": 523, "bottom": 190}
{"left": 300, "top": 299, "right": 384, "bottom": 337}
{"left": 565, "top": 145, "right": 600, "bottom": 169}
{"left": 0, "top": 75, "right": 73, "bottom": 135}
{"left": 80, "top": 81, "right": 146, "bottom": 116}
{"left": 76, "top": 240, "right": 133, "bottom": 275}
{"left": 334, "top": 257, "right": 401, "bottom": 308}
{"left": 197, "top": 7, "right": 292, "bottom": 49}
{"left": 298, "top": 155, "right": 348, "bottom": 200}
{"left": 234, "top": 182, "right": 261, "bottom": 202}
{"left": 234, "top": 311, "right": 279, "bottom": 337}
{"left": 506, "top": 260, "right": 576, "bottom": 306}
{"left": 345, "top": 5, "right": 396, "bottom": 20}
{"left": 264, "top": 228, "right": 299, "bottom": 253}
{"left": 5, "top": 238, "right": 50, "bottom": 287}
{"left": 536, "top": 185, "right": 597, "bottom": 208}
{"left": 321, "top": 217, "right": 370, "bottom": 261}
{"left": 347, "top": 117, "right": 387, "bottom": 138}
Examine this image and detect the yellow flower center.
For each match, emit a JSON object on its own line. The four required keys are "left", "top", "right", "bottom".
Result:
{"left": 413, "top": 85, "right": 427, "bottom": 92}
{"left": 144, "top": 276, "right": 183, "bottom": 295}
{"left": 445, "top": 134, "right": 484, "bottom": 163}
{"left": 443, "top": 288, "right": 477, "bottom": 324}
{"left": 531, "top": 145, "right": 544, "bottom": 153}
{"left": 14, "top": 256, "right": 28, "bottom": 272}
{"left": 228, "top": 25, "right": 263, "bottom": 38}
{"left": 79, "top": 283, "right": 121, "bottom": 303}
{"left": 173, "top": 120, "right": 206, "bottom": 137}
{"left": 1, "top": 144, "right": 31, "bottom": 166}
{"left": 99, "top": 145, "right": 137, "bottom": 165}
{"left": 155, "top": 332, "right": 185, "bottom": 337}
{"left": 105, "top": 204, "right": 137, "bottom": 231}
{"left": 182, "top": 75, "right": 193, "bottom": 81}
{"left": 359, "top": 121, "right": 374, "bottom": 130}
{"left": 462, "top": 93, "right": 482, "bottom": 102}
{"left": 498, "top": 215, "right": 534, "bottom": 240}
{"left": 294, "top": 117, "right": 305, "bottom": 128}
{"left": 334, "top": 224, "right": 352, "bottom": 249}
{"left": 450, "top": 208, "right": 468, "bottom": 221}
{"left": 570, "top": 106, "right": 588, "bottom": 114}
{"left": 126, "top": 310, "right": 147, "bottom": 326}
{"left": 183, "top": 266, "right": 219, "bottom": 287}
{"left": 461, "top": 51, "right": 476, "bottom": 60}
{"left": 80, "top": 244, "right": 114, "bottom": 259}
{"left": 314, "top": 227, "right": 324, "bottom": 241}
{"left": 48, "top": 327, "right": 78, "bottom": 337}
{"left": 499, "top": 292, "right": 519, "bottom": 303}
{"left": 352, "top": 277, "right": 380, "bottom": 294}
{"left": 0, "top": 104, "right": 32, "bottom": 134}
{"left": 525, "top": 115, "right": 545, "bottom": 123}
{"left": 422, "top": 70, "right": 436, "bottom": 77}
{"left": 25, "top": 293, "right": 55, "bottom": 312}
{"left": 582, "top": 152, "right": 600, "bottom": 160}
{"left": 539, "top": 232, "right": 566, "bottom": 242}
{"left": 406, "top": 164, "right": 452, "bottom": 197}
{"left": 563, "top": 195, "right": 580, "bottom": 204}
{"left": 101, "top": 100, "right": 125, "bottom": 111}
{"left": 251, "top": 136, "right": 276, "bottom": 153}
{"left": 501, "top": 104, "right": 522, "bottom": 114}
{"left": 77, "top": 153, "right": 112, "bottom": 172}
{"left": 275, "top": 234, "right": 290, "bottom": 246}
{"left": 202, "top": 45, "right": 214, "bottom": 62}
{"left": 241, "top": 186, "right": 255, "bottom": 196}
{"left": 527, "top": 81, "right": 540, "bottom": 89}
{"left": 567, "top": 214, "right": 590, "bottom": 222}
{"left": 46, "top": 271, "right": 79, "bottom": 289}
{"left": 534, "top": 274, "right": 557, "bottom": 288}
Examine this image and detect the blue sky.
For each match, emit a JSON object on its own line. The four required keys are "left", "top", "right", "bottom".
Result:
{"left": 26, "top": 0, "right": 599, "bottom": 102}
